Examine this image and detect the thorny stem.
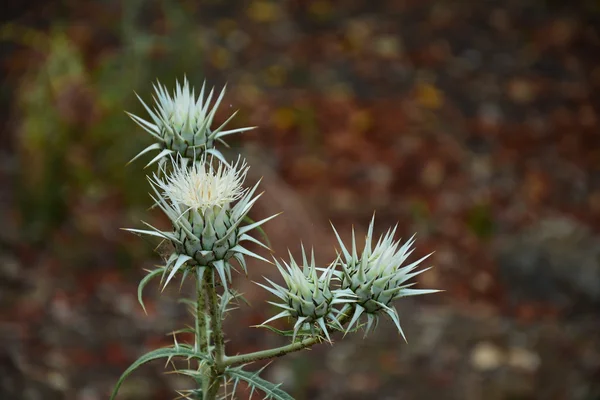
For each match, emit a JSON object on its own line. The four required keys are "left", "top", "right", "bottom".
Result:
{"left": 196, "top": 268, "right": 207, "bottom": 352}
{"left": 200, "top": 278, "right": 353, "bottom": 398}
{"left": 207, "top": 272, "right": 225, "bottom": 365}
{"left": 221, "top": 336, "right": 321, "bottom": 368}
{"left": 218, "top": 308, "right": 354, "bottom": 369}
{"left": 204, "top": 270, "right": 225, "bottom": 400}
{"left": 196, "top": 268, "right": 210, "bottom": 397}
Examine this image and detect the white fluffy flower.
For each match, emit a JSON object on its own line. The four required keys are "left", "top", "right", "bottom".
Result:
{"left": 128, "top": 77, "right": 255, "bottom": 167}
{"left": 156, "top": 156, "right": 248, "bottom": 212}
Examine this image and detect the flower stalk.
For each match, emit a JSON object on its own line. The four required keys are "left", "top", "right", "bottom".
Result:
{"left": 195, "top": 267, "right": 211, "bottom": 396}
{"left": 204, "top": 270, "right": 222, "bottom": 399}
{"left": 219, "top": 309, "right": 354, "bottom": 370}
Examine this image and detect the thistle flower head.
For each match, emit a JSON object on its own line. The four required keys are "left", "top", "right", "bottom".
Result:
{"left": 257, "top": 246, "right": 355, "bottom": 343}
{"left": 127, "top": 77, "right": 256, "bottom": 168}
{"left": 332, "top": 216, "right": 439, "bottom": 340}
{"left": 126, "top": 157, "right": 278, "bottom": 290}
{"left": 156, "top": 156, "right": 248, "bottom": 212}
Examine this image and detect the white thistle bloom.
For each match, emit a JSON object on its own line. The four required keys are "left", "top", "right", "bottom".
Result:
{"left": 157, "top": 156, "right": 248, "bottom": 212}
{"left": 126, "top": 157, "right": 278, "bottom": 289}
{"left": 127, "top": 77, "right": 255, "bottom": 168}
{"left": 257, "top": 246, "right": 355, "bottom": 342}
{"left": 332, "top": 216, "right": 439, "bottom": 340}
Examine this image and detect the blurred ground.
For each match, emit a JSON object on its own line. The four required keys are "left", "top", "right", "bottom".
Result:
{"left": 0, "top": 0, "right": 599, "bottom": 399}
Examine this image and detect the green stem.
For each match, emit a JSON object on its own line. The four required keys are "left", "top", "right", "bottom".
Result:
{"left": 221, "top": 336, "right": 321, "bottom": 368}
{"left": 207, "top": 271, "right": 225, "bottom": 365}
{"left": 196, "top": 268, "right": 210, "bottom": 396}
{"left": 204, "top": 270, "right": 225, "bottom": 400}
{"left": 196, "top": 268, "right": 207, "bottom": 352}
{"left": 219, "top": 308, "right": 354, "bottom": 369}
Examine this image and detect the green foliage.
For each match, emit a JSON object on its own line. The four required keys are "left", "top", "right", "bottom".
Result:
{"left": 110, "top": 344, "right": 211, "bottom": 400}
{"left": 225, "top": 366, "right": 294, "bottom": 400}
{"left": 137, "top": 266, "right": 166, "bottom": 314}
{"left": 167, "top": 365, "right": 295, "bottom": 400}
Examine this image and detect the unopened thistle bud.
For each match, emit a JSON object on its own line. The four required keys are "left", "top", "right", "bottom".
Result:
{"left": 332, "top": 216, "right": 439, "bottom": 340}
{"left": 257, "top": 246, "right": 355, "bottom": 342}
{"left": 127, "top": 156, "right": 278, "bottom": 289}
{"left": 127, "top": 78, "right": 255, "bottom": 168}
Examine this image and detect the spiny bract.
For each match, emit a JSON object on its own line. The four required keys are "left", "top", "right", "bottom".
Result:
{"left": 126, "top": 156, "right": 278, "bottom": 289}
{"left": 127, "top": 77, "right": 255, "bottom": 168}
{"left": 332, "top": 216, "right": 440, "bottom": 340}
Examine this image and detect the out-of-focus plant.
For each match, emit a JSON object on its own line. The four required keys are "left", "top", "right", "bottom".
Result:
{"left": 2, "top": 1, "right": 208, "bottom": 244}
{"left": 111, "top": 77, "right": 440, "bottom": 399}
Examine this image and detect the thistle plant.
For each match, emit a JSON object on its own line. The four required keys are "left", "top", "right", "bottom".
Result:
{"left": 111, "top": 78, "right": 440, "bottom": 400}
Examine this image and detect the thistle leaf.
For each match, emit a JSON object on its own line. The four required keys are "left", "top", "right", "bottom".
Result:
{"left": 225, "top": 367, "right": 294, "bottom": 400}
{"left": 138, "top": 267, "right": 165, "bottom": 314}
{"left": 110, "top": 346, "right": 211, "bottom": 400}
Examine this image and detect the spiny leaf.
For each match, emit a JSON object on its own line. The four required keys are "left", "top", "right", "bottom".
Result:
{"left": 110, "top": 346, "right": 211, "bottom": 400}
{"left": 226, "top": 367, "right": 294, "bottom": 400}
{"left": 138, "top": 267, "right": 165, "bottom": 314}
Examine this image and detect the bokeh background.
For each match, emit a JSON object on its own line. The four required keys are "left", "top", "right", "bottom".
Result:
{"left": 1, "top": 0, "right": 599, "bottom": 399}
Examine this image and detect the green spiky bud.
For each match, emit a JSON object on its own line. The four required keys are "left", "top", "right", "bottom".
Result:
{"left": 127, "top": 78, "right": 256, "bottom": 168}
{"left": 332, "top": 216, "right": 440, "bottom": 340}
{"left": 257, "top": 246, "right": 355, "bottom": 342}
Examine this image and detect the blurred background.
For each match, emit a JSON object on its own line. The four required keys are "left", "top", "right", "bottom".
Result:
{"left": 1, "top": 0, "right": 599, "bottom": 399}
